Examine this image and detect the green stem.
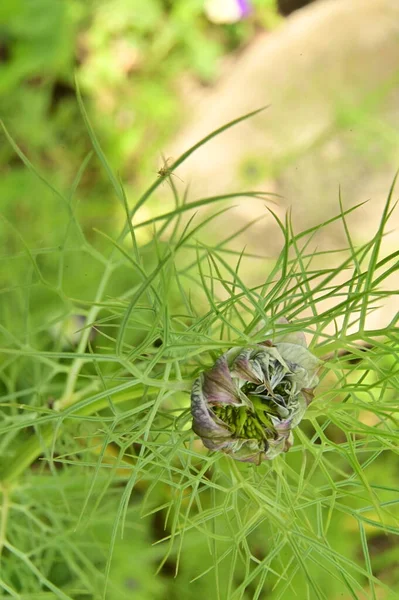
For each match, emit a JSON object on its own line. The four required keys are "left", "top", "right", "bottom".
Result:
{"left": 54, "top": 263, "right": 114, "bottom": 412}
{"left": 0, "top": 483, "right": 10, "bottom": 557}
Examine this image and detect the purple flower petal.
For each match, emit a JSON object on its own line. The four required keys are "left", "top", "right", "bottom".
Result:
{"left": 232, "top": 349, "right": 264, "bottom": 383}
{"left": 202, "top": 355, "right": 239, "bottom": 404}
{"left": 236, "top": 0, "right": 251, "bottom": 18}
{"left": 191, "top": 376, "right": 232, "bottom": 439}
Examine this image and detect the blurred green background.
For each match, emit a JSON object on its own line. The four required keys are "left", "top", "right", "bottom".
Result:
{"left": 1, "top": 0, "right": 399, "bottom": 598}
{"left": 0, "top": 0, "right": 280, "bottom": 307}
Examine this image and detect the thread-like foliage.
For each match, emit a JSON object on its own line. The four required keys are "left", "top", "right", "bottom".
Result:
{"left": 0, "top": 106, "right": 398, "bottom": 600}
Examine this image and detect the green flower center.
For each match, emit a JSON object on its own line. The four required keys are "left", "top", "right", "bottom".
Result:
{"left": 241, "top": 382, "right": 282, "bottom": 413}
{"left": 212, "top": 403, "right": 276, "bottom": 441}
{"left": 241, "top": 382, "right": 258, "bottom": 394}
{"left": 241, "top": 378, "right": 292, "bottom": 416}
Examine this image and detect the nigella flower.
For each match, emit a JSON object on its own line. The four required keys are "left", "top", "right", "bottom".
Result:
{"left": 191, "top": 320, "right": 321, "bottom": 464}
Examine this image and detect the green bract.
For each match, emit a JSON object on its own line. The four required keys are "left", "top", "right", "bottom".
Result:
{"left": 191, "top": 323, "right": 321, "bottom": 464}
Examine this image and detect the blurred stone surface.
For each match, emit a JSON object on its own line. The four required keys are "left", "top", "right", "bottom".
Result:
{"left": 166, "top": 0, "right": 399, "bottom": 328}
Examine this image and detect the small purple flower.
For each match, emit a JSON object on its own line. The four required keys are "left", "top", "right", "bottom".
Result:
{"left": 237, "top": 0, "right": 251, "bottom": 18}
{"left": 191, "top": 320, "right": 320, "bottom": 464}
{"left": 204, "top": 0, "right": 252, "bottom": 24}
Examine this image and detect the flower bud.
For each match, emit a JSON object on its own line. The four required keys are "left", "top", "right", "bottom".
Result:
{"left": 191, "top": 323, "right": 320, "bottom": 464}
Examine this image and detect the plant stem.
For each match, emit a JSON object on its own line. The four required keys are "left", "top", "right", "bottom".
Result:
{"left": 0, "top": 484, "right": 10, "bottom": 557}
{"left": 54, "top": 263, "right": 114, "bottom": 411}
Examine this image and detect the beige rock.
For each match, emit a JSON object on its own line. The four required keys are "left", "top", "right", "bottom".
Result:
{"left": 165, "top": 0, "right": 399, "bottom": 330}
